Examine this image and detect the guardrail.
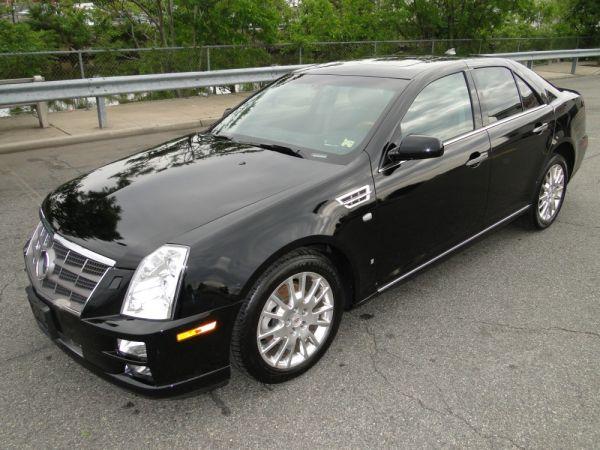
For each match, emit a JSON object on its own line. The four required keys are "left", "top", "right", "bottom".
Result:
{"left": 0, "top": 75, "right": 49, "bottom": 128}
{"left": 1, "top": 48, "right": 599, "bottom": 130}
{"left": 479, "top": 48, "right": 600, "bottom": 74}
{"left": 0, "top": 65, "right": 307, "bottom": 128}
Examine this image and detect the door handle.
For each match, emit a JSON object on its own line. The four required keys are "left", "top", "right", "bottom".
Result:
{"left": 465, "top": 151, "right": 487, "bottom": 167}
{"left": 533, "top": 122, "right": 549, "bottom": 134}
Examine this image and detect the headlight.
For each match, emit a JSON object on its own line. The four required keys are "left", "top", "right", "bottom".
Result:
{"left": 121, "top": 244, "right": 189, "bottom": 320}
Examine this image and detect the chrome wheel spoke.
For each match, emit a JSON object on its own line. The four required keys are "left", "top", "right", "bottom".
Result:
{"left": 257, "top": 271, "right": 334, "bottom": 369}
{"left": 260, "top": 336, "right": 282, "bottom": 354}
{"left": 270, "top": 293, "right": 291, "bottom": 311}
{"left": 537, "top": 163, "right": 565, "bottom": 222}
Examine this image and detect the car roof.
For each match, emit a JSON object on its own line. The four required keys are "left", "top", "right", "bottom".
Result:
{"left": 298, "top": 56, "right": 513, "bottom": 80}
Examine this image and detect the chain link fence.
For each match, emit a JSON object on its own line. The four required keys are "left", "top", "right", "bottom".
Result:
{"left": 1, "top": 36, "right": 597, "bottom": 82}
{"left": 1, "top": 36, "right": 597, "bottom": 117}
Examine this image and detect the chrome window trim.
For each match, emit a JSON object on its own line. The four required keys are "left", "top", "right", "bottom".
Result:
{"left": 376, "top": 205, "right": 531, "bottom": 293}
{"left": 377, "top": 104, "right": 549, "bottom": 173}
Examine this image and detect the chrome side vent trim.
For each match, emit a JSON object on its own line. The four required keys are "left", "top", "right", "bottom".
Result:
{"left": 336, "top": 185, "right": 372, "bottom": 209}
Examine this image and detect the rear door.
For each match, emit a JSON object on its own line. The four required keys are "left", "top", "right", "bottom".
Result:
{"left": 471, "top": 66, "right": 554, "bottom": 223}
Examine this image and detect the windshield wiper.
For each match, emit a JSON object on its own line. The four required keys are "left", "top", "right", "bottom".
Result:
{"left": 211, "top": 133, "right": 232, "bottom": 141}
{"left": 243, "top": 141, "right": 303, "bottom": 158}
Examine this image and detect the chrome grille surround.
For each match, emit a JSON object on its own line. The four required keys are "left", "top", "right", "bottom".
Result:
{"left": 25, "top": 222, "right": 116, "bottom": 315}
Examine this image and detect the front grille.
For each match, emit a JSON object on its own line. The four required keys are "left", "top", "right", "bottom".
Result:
{"left": 25, "top": 222, "right": 115, "bottom": 315}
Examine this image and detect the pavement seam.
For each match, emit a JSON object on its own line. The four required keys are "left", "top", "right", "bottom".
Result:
{"left": 50, "top": 123, "right": 71, "bottom": 136}
{"left": 475, "top": 320, "right": 600, "bottom": 339}
{"left": 1, "top": 168, "right": 42, "bottom": 203}
{"left": 361, "top": 319, "right": 526, "bottom": 448}
{"left": 0, "top": 343, "right": 53, "bottom": 367}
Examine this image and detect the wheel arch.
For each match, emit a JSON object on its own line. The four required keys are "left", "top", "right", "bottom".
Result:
{"left": 240, "top": 236, "right": 360, "bottom": 310}
{"left": 552, "top": 140, "right": 575, "bottom": 181}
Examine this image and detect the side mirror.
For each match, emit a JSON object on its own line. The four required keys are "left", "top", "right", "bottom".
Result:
{"left": 222, "top": 107, "right": 233, "bottom": 118}
{"left": 387, "top": 135, "right": 444, "bottom": 162}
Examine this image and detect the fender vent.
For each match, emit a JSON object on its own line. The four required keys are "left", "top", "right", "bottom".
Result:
{"left": 336, "top": 185, "right": 372, "bottom": 209}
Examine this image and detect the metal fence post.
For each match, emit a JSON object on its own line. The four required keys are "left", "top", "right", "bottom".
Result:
{"left": 206, "top": 47, "right": 211, "bottom": 71}
{"left": 373, "top": 42, "right": 377, "bottom": 56}
{"left": 96, "top": 96, "right": 107, "bottom": 128}
{"left": 78, "top": 51, "right": 85, "bottom": 79}
{"left": 32, "top": 75, "right": 49, "bottom": 128}
{"left": 299, "top": 46, "right": 303, "bottom": 64}
{"left": 431, "top": 40, "right": 435, "bottom": 55}
{"left": 571, "top": 57, "right": 578, "bottom": 74}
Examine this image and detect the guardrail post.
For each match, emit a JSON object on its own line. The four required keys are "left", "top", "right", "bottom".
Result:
{"left": 299, "top": 46, "right": 303, "bottom": 64}
{"left": 527, "top": 60, "right": 533, "bottom": 69}
{"left": 96, "top": 96, "right": 107, "bottom": 128}
{"left": 32, "top": 76, "right": 49, "bottom": 128}
{"left": 571, "top": 57, "right": 578, "bottom": 74}
{"left": 78, "top": 51, "right": 85, "bottom": 79}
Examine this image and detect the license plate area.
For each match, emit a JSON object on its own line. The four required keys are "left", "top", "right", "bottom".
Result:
{"left": 28, "top": 293, "right": 59, "bottom": 340}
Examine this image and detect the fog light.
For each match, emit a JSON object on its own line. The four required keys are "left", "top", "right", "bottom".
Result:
{"left": 125, "top": 363, "right": 152, "bottom": 380}
{"left": 117, "top": 339, "right": 147, "bottom": 360}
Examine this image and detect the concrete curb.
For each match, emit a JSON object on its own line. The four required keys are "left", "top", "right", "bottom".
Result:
{"left": 0, "top": 118, "right": 217, "bottom": 155}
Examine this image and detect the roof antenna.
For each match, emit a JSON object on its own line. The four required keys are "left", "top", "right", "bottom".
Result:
{"left": 445, "top": 48, "right": 456, "bottom": 56}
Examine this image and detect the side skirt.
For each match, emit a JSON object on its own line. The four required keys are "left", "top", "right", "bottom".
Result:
{"left": 357, "top": 204, "right": 531, "bottom": 304}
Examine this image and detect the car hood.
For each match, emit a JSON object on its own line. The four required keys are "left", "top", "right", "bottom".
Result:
{"left": 42, "top": 133, "right": 341, "bottom": 267}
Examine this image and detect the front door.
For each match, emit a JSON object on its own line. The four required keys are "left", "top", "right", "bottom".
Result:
{"left": 373, "top": 71, "right": 490, "bottom": 287}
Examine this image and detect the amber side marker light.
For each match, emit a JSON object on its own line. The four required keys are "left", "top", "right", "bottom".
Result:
{"left": 177, "top": 321, "right": 217, "bottom": 342}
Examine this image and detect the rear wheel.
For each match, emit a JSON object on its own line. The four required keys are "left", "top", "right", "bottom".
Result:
{"left": 529, "top": 153, "right": 568, "bottom": 229}
{"left": 230, "top": 249, "right": 344, "bottom": 383}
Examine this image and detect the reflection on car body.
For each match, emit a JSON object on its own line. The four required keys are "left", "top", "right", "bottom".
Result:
{"left": 24, "top": 57, "right": 587, "bottom": 396}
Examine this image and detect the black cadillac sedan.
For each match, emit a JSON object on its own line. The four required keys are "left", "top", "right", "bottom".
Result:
{"left": 24, "top": 57, "right": 587, "bottom": 396}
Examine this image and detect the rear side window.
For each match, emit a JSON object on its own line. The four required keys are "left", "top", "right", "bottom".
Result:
{"left": 401, "top": 72, "right": 474, "bottom": 142}
{"left": 515, "top": 75, "right": 542, "bottom": 110}
{"left": 473, "top": 67, "right": 522, "bottom": 122}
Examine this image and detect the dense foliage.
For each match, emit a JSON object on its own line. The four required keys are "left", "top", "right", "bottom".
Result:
{"left": 1, "top": 0, "right": 597, "bottom": 51}
{"left": 0, "top": 0, "right": 597, "bottom": 80}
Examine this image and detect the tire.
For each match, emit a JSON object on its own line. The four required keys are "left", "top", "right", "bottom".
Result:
{"left": 230, "top": 248, "right": 344, "bottom": 384}
{"left": 528, "top": 153, "right": 569, "bottom": 230}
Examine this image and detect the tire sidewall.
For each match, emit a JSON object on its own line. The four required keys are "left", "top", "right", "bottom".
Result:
{"left": 234, "top": 251, "right": 344, "bottom": 383}
{"left": 533, "top": 154, "right": 568, "bottom": 229}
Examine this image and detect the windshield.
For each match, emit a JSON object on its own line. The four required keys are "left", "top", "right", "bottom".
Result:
{"left": 212, "top": 74, "right": 407, "bottom": 164}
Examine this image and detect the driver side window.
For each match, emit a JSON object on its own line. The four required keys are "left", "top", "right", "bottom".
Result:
{"left": 401, "top": 72, "right": 474, "bottom": 142}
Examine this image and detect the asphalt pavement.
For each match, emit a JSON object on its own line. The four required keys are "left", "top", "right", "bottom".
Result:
{"left": 0, "top": 75, "right": 598, "bottom": 449}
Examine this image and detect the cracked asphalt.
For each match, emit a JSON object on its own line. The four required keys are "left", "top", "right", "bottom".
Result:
{"left": 1, "top": 75, "right": 599, "bottom": 449}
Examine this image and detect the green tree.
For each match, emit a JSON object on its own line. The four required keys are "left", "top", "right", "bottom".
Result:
{"left": 568, "top": 0, "right": 600, "bottom": 45}
{"left": 0, "top": 20, "right": 57, "bottom": 78}
{"left": 28, "top": 1, "right": 95, "bottom": 49}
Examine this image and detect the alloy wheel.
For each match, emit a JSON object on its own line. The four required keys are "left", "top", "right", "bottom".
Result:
{"left": 256, "top": 272, "right": 334, "bottom": 369}
{"left": 538, "top": 163, "right": 565, "bottom": 222}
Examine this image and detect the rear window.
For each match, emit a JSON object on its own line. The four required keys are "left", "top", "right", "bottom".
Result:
{"left": 473, "top": 67, "right": 522, "bottom": 122}
{"left": 515, "top": 75, "right": 542, "bottom": 110}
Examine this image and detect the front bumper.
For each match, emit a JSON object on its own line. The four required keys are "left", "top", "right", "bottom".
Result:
{"left": 26, "top": 285, "right": 240, "bottom": 397}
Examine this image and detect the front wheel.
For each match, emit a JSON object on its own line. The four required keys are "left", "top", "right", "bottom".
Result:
{"left": 529, "top": 153, "right": 568, "bottom": 229}
{"left": 230, "top": 249, "right": 344, "bottom": 383}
